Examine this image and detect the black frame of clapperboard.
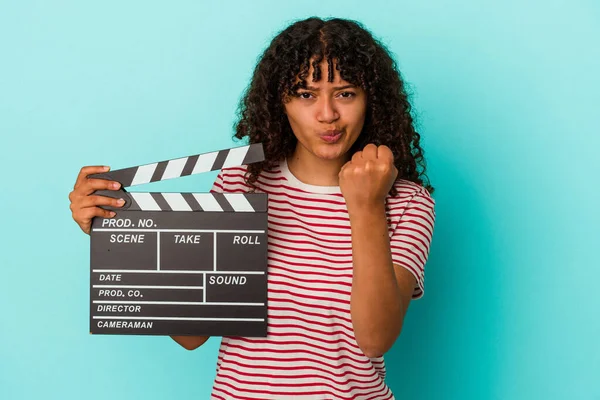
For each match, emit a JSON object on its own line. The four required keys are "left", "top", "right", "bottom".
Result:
{"left": 87, "top": 143, "right": 269, "bottom": 337}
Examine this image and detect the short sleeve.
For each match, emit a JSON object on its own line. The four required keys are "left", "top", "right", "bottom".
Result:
{"left": 389, "top": 187, "right": 436, "bottom": 299}
{"left": 209, "top": 166, "right": 252, "bottom": 195}
{"left": 210, "top": 171, "right": 225, "bottom": 194}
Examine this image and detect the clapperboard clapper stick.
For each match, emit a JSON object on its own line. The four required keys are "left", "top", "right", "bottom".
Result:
{"left": 87, "top": 143, "right": 268, "bottom": 337}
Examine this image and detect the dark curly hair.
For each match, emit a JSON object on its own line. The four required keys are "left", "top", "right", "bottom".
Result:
{"left": 232, "top": 16, "right": 434, "bottom": 195}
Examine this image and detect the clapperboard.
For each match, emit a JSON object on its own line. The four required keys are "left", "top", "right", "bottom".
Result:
{"left": 88, "top": 143, "right": 268, "bottom": 337}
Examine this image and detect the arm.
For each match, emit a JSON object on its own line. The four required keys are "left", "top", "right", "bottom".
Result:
{"left": 348, "top": 204, "right": 415, "bottom": 358}
{"left": 170, "top": 335, "right": 210, "bottom": 350}
{"left": 70, "top": 167, "right": 216, "bottom": 351}
{"left": 339, "top": 144, "right": 433, "bottom": 358}
{"left": 169, "top": 171, "right": 231, "bottom": 350}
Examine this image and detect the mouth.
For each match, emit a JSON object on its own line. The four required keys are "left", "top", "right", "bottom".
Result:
{"left": 319, "top": 129, "right": 343, "bottom": 143}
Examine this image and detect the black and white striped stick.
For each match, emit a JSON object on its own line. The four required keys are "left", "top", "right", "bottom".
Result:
{"left": 126, "top": 192, "right": 266, "bottom": 212}
{"left": 90, "top": 143, "right": 266, "bottom": 212}
{"left": 93, "top": 143, "right": 263, "bottom": 187}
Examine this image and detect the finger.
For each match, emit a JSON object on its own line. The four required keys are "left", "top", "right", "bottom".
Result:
{"left": 362, "top": 144, "right": 378, "bottom": 159}
{"left": 377, "top": 145, "right": 394, "bottom": 162}
{"left": 339, "top": 160, "right": 351, "bottom": 175}
{"left": 76, "top": 206, "right": 116, "bottom": 222}
{"left": 391, "top": 165, "right": 399, "bottom": 180}
{"left": 77, "top": 178, "right": 121, "bottom": 196}
{"left": 78, "top": 194, "right": 125, "bottom": 209}
{"left": 75, "top": 165, "right": 110, "bottom": 189}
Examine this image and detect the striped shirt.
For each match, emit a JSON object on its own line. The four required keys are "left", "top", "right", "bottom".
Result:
{"left": 209, "top": 157, "right": 436, "bottom": 400}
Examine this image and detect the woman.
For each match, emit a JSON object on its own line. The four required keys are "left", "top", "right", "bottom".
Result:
{"left": 69, "top": 16, "right": 435, "bottom": 400}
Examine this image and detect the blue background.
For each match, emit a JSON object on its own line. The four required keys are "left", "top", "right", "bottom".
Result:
{"left": 1, "top": 1, "right": 598, "bottom": 399}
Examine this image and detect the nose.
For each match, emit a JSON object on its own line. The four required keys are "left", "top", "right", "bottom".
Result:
{"left": 316, "top": 96, "right": 339, "bottom": 123}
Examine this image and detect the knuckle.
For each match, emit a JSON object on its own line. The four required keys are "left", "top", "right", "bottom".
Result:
{"left": 79, "top": 179, "right": 90, "bottom": 190}
{"left": 96, "top": 196, "right": 108, "bottom": 205}
{"left": 96, "top": 179, "right": 111, "bottom": 189}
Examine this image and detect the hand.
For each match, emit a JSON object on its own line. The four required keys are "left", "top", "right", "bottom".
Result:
{"left": 339, "top": 144, "right": 398, "bottom": 212}
{"left": 68, "top": 166, "right": 125, "bottom": 234}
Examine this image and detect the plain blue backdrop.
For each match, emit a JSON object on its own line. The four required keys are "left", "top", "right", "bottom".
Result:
{"left": 1, "top": 1, "right": 598, "bottom": 399}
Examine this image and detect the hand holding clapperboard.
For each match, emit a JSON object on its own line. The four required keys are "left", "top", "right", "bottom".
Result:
{"left": 87, "top": 143, "right": 268, "bottom": 337}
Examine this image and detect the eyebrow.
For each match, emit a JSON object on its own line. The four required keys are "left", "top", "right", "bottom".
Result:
{"left": 302, "top": 84, "right": 356, "bottom": 91}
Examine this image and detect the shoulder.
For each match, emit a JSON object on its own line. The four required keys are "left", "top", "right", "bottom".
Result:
{"left": 210, "top": 165, "right": 251, "bottom": 193}
{"left": 386, "top": 179, "right": 436, "bottom": 217}
{"left": 389, "top": 179, "right": 434, "bottom": 202}
{"left": 210, "top": 160, "right": 287, "bottom": 194}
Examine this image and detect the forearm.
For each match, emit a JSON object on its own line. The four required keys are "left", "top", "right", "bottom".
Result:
{"left": 349, "top": 204, "right": 405, "bottom": 358}
{"left": 170, "top": 335, "right": 210, "bottom": 350}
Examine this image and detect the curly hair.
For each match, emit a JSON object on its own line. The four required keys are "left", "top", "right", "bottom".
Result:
{"left": 232, "top": 16, "right": 434, "bottom": 195}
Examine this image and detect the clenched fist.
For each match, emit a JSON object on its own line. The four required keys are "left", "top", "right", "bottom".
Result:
{"left": 339, "top": 144, "right": 398, "bottom": 213}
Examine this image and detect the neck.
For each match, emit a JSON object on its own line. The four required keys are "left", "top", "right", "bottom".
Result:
{"left": 286, "top": 147, "right": 349, "bottom": 187}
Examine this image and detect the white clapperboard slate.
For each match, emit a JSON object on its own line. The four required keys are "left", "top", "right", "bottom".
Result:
{"left": 88, "top": 143, "right": 268, "bottom": 337}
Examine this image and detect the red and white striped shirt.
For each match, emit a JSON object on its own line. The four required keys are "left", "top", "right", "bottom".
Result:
{"left": 209, "top": 158, "right": 435, "bottom": 400}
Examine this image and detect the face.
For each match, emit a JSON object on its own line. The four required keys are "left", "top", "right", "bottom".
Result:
{"left": 283, "top": 58, "right": 367, "bottom": 164}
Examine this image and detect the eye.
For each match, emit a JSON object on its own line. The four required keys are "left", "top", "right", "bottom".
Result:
{"left": 338, "top": 91, "right": 355, "bottom": 98}
{"left": 297, "top": 92, "right": 313, "bottom": 99}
